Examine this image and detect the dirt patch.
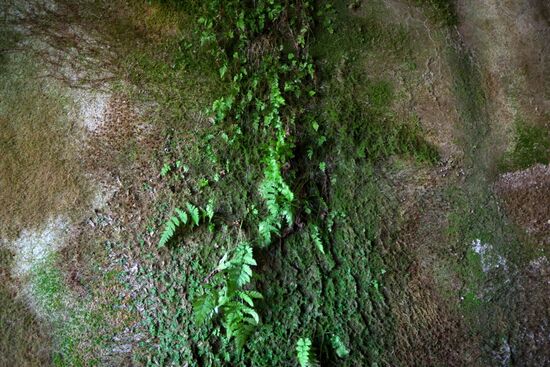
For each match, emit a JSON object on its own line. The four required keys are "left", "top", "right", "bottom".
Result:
{"left": 507, "top": 256, "right": 550, "bottom": 365}
{"left": 358, "top": 0, "right": 462, "bottom": 161}
{"left": 495, "top": 164, "right": 550, "bottom": 245}
{"left": 85, "top": 94, "right": 160, "bottom": 176}
{"left": 380, "top": 158, "right": 478, "bottom": 365}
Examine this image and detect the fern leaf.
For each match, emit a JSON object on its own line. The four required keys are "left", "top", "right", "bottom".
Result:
{"left": 246, "top": 290, "right": 263, "bottom": 299}
{"left": 237, "top": 264, "right": 253, "bottom": 287}
{"left": 296, "top": 338, "right": 312, "bottom": 367}
{"left": 233, "top": 323, "right": 255, "bottom": 350}
{"left": 204, "top": 199, "right": 215, "bottom": 222}
{"left": 237, "top": 291, "right": 254, "bottom": 307}
{"left": 175, "top": 208, "right": 188, "bottom": 225}
{"left": 239, "top": 244, "right": 256, "bottom": 266}
{"left": 170, "top": 215, "right": 180, "bottom": 227}
{"left": 259, "top": 220, "right": 278, "bottom": 245}
{"left": 311, "top": 225, "right": 324, "bottom": 254}
{"left": 242, "top": 306, "right": 260, "bottom": 324}
{"left": 193, "top": 293, "right": 216, "bottom": 324}
{"left": 281, "top": 207, "right": 294, "bottom": 226}
{"left": 160, "top": 163, "right": 171, "bottom": 177}
{"left": 158, "top": 217, "right": 178, "bottom": 248}
{"left": 330, "top": 335, "right": 349, "bottom": 358}
{"left": 187, "top": 203, "right": 200, "bottom": 226}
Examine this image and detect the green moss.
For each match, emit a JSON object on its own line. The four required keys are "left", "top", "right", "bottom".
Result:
{"left": 500, "top": 119, "right": 550, "bottom": 171}
{"left": 32, "top": 256, "right": 66, "bottom": 313}
{"left": 0, "top": 250, "right": 52, "bottom": 366}
{"left": 29, "top": 250, "right": 128, "bottom": 367}
{"left": 412, "top": 0, "right": 458, "bottom": 26}
{"left": 318, "top": 59, "right": 439, "bottom": 165}
{"left": 78, "top": 0, "right": 224, "bottom": 131}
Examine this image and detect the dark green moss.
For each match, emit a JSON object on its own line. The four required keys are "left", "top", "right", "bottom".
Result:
{"left": 500, "top": 120, "right": 550, "bottom": 171}
{"left": 412, "top": 0, "right": 458, "bottom": 26}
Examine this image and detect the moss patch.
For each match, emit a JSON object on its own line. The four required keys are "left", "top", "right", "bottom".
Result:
{"left": 0, "top": 249, "right": 52, "bottom": 366}
{"left": 500, "top": 119, "right": 550, "bottom": 171}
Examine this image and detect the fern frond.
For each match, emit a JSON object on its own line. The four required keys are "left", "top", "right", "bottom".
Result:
{"left": 246, "top": 290, "right": 263, "bottom": 299}
{"left": 330, "top": 335, "right": 349, "bottom": 358}
{"left": 237, "top": 291, "right": 255, "bottom": 307}
{"left": 236, "top": 243, "right": 256, "bottom": 266}
{"left": 187, "top": 203, "right": 200, "bottom": 226}
{"left": 310, "top": 225, "right": 324, "bottom": 254}
{"left": 174, "top": 207, "right": 188, "bottom": 225}
{"left": 193, "top": 293, "right": 216, "bottom": 324}
{"left": 236, "top": 264, "right": 253, "bottom": 287}
{"left": 296, "top": 338, "right": 312, "bottom": 367}
{"left": 259, "top": 219, "right": 279, "bottom": 245}
{"left": 233, "top": 323, "right": 255, "bottom": 350}
{"left": 204, "top": 199, "right": 215, "bottom": 222}
{"left": 160, "top": 163, "right": 171, "bottom": 177}
{"left": 193, "top": 242, "right": 261, "bottom": 349}
{"left": 242, "top": 306, "right": 260, "bottom": 324}
{"left": 158, "top": 216, "right": 179, "bottom": 248}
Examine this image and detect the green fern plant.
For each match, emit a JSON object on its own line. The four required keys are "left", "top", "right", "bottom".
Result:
{"left": 158, "top": 202, "right": 211, "bottom": 247}
{"left": 296, "top": 337, "right": 318, "bottom": 367}
{"left": 158, "top": 207, "right": 189, "bottom": 248}
{"left": 310, "top": 225, "right": 324, "bottom": 254}
{"left": 194, "top": 243, "right": 263, "bottom": 349}
{"left": 330, "top": 334, "right": 349, "bottom": 358}
{"left": 258, "top": 145, "right": 294, "bottom": 246}
{"left": 160, "top": 162, "right": 171, "bottom": 177}
{"left": 186, "top": 203, "right": 200, "bottom": 227}
{"left": 202, "top": 199, "right": 214, "bottom": 222}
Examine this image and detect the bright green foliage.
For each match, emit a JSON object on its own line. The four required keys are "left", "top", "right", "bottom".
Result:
{"left": 296, "top": 337, "right": 316, "bottom": 367}
{"left": 204, "top": 199, "right": 215, "bottom": 222}
{"left": 310, "top": 225, "right": 324, "bottom": 254}
{"left": 158, "top": 215, "right": 178, "bottom": 248}
{"left": 330, "top": 335, "right": 349, "bottom": 358}
{"left": 158, "top": 203, "right": 206, "bottom": 247}
{"left": 194, "top": 243, "right": 263, "bottom": 349}
{"left": 160, "top": 162, "right": 171, "bottom": 177}
{"left": 174, "top": 208, "right": 188, "bottom": 225}
{"left": 186, "top": 203, "right": 200, "bottom": 227}
{"left": 198, "top": 0, "right": 316, "bottom": 248}
{"left": 258, "top": 147, "right": 295, "bottom": 245}
{"left": 158, "top": 208, "right": 187, "bottom": 247}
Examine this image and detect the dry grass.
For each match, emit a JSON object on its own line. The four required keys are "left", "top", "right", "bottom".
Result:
{"left": 0, "top": 57, "right": 90, "bottom": 240}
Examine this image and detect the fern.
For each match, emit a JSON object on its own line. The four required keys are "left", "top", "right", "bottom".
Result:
{"left": 174, "top": 208, "right": 188, "bottom": 225}
{"left": 310, "top": 225, "right": 324, "bottom": 254}
{"left": 330, "top": 334, "right": 349, "bottom": 358}
{"left": 193, "top": 243, "right": 262, "bottom": 349}
{"left": 204, "top": 199, "right": 215, "bottom": 222}
{"left": 160, "top": 162, "right": 171, "bottom": 177}
{"left": 258, "top": 147, "right": 295, "bottom": 246}
{"left": 158, "top": 203, "right": 206, "bottom": 247}
{"left": 296, "top": 337, "right": 316, "bottom": 367}
{"left": 187, "top": 203, "right": 200, "bottom": 226}
{"left": 158, "top": 215, "right": 179, "bottom": 248}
